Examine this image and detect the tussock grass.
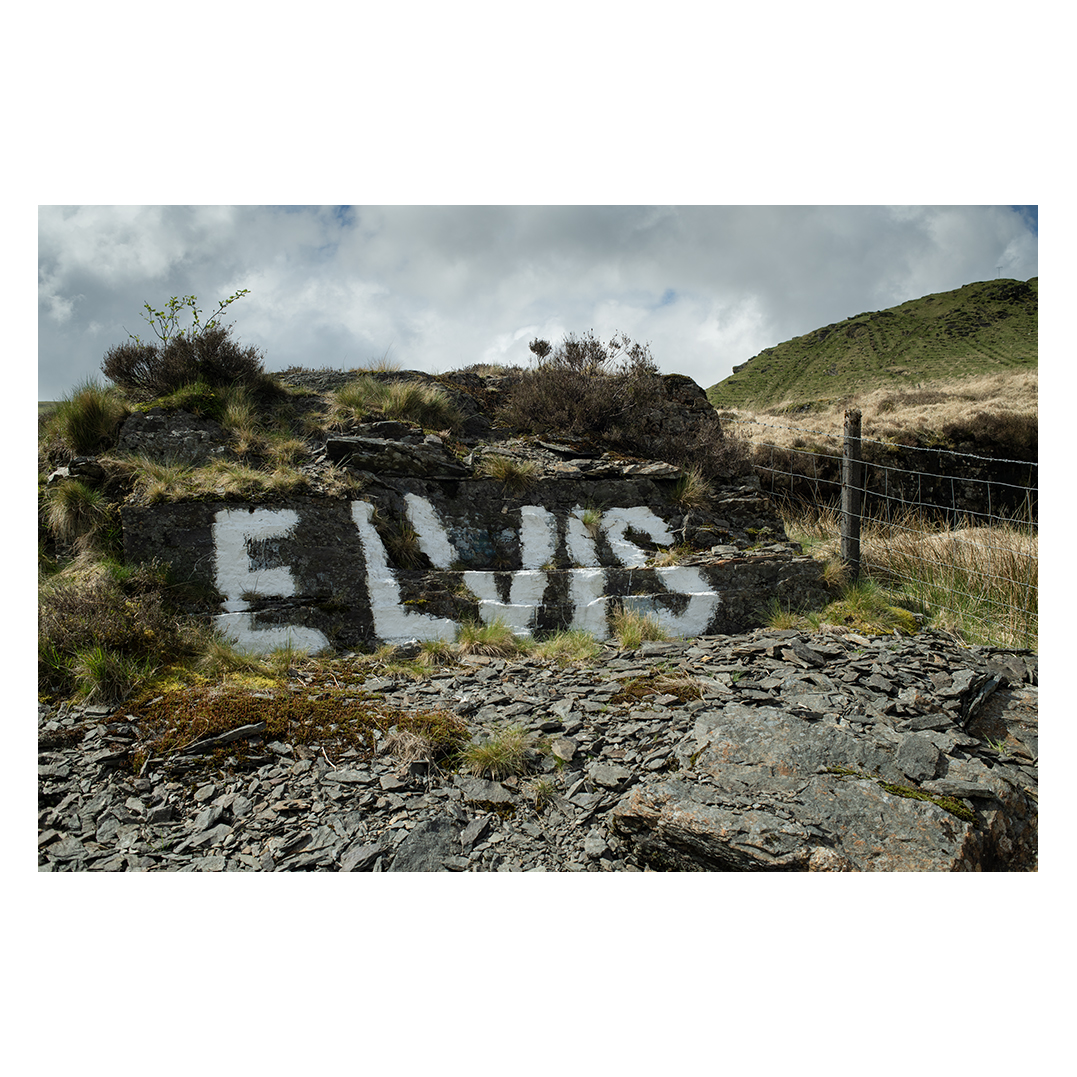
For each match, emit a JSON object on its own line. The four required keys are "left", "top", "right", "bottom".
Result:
{"left": 780, "top": 503, "right": 1037, "bottom": 649}
{"left": 72, "top": 646, "right": 158, "bottom": 704}
{"left": 456, "top": 618, "right": 531, "bottom": 658}
{"left": 41, "top": 379, "right": 130, "bottom": 459}
{"left": 328, "top": 375, "right": 462, "bottom": 431}
{"left": 108, "top": 453, "right": 310, "bottom": 504}
{"left": 43, "top": 479, "right": 118, "bottom": 554}
{"left": 674, "top": 465, "right": 714, "bottom": 509}
{"left": 533, "top": 628, "right": 604, "bottom": 666}
{"left": 459, "top": 724, "right": 536, "bottom": 780}
{"left": 611, "top": 607, "right": 671, "bottom": 649}
{"left": 476, "top": 453, "right": 540, "bottom": 491}
{"left": 580, "top": 507, "right": 603, "bottom": 540}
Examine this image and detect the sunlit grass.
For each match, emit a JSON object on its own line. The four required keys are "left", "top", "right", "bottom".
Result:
{"left": 780, "top": 503, "right": 1037, "bottom": 649}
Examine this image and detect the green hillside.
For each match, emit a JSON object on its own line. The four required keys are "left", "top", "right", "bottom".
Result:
{"left": 707, "top": 277, "right": 1037, "bottom": 411}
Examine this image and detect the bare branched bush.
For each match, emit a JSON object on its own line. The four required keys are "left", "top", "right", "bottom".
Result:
{"left": 102, "top": 325, "right": 266, "bottom": 402}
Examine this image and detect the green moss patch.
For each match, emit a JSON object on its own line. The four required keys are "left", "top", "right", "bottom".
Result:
{"left": 825, "top": 767, "right": 976, "bottom": 823}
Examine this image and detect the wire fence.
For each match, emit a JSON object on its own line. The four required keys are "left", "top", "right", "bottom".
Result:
{"left": 725, "top": 414, "right": 1039, "bottom": 650}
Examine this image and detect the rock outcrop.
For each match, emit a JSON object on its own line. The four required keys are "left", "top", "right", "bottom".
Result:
{"left": 114, "top": 368, "right": 827, "bottom": 652}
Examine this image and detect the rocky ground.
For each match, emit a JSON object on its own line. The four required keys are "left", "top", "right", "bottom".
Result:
{"left": 38, "top": 626, "right": 1037, "bottom": 872}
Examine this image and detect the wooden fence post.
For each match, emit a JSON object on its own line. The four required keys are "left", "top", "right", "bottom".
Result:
{"left": 841, "top": 408, "right": 863, "bottom": 580}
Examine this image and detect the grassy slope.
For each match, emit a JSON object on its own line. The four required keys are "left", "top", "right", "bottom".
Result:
{"left": 707, "top": 277, "right": 1037, "bottom": 411}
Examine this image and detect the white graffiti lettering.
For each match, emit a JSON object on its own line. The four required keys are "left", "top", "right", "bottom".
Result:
{"left": 212, "top": 499, "right": 720, "bottom": 652}
{"left": 213, "top": 507, "right": 331, "bottom": 653}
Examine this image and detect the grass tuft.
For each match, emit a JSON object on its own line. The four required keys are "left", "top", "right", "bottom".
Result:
{"left": 458, "top": 724, "right": 535, "bottom": 780}
{"left": 476, "top": 453, "right": 540, "bottom": 491}
{"left": 533, "top": 628, "right": 603, "bottom": 666}
{"left": 42, "top": 379, "right": 130, "bottom": 458}
{"left": 456, "top": 618, "right": 531, "bottom": 658}
{"left": 674, "top": 465, "right": 714, "bottom": 509}
{"left": 328, "top": 375, "right": 462, "bottom": 431}
{"left": 611, "top": 607, "right": 671, "bottom": 649}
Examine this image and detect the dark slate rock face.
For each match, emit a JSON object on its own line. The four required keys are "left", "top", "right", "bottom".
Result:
{"left": 38, "top": 627, "right": 1037, "bottom": 873}
{"left": 112, "top": 366, "right": 827, "bottom": 652}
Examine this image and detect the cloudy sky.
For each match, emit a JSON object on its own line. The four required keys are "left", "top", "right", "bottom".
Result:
{"left": 37, "top": 205, "right": 1038, "bottom": 401}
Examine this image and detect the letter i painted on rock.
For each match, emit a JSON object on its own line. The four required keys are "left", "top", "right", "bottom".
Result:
{"left": 565, "top": 507, "right": 609, "bottom": 638}
{"left": 464, "top": 505, "right": 555, "bottom": 634}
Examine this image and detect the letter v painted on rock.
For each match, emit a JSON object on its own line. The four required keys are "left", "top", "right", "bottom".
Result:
{"left": 351, "top": 500, "right": 458, "bottom": 642}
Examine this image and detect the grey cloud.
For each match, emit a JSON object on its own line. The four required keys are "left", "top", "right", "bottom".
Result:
{"left": 38, "top": 205, "right": 1037, "bottom": 401}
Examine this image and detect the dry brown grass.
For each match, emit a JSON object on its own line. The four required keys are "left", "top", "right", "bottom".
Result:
{"left": 720, "top": 369, "right": 1037, "bottom": 451}
{"left": 781, "top": 503, "right": 1037, "bottom": 649}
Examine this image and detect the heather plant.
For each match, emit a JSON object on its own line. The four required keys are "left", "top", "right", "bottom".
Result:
{"left": 102, "top": 291, "right": 266, "bottom": 402}
{"left": 38, "top": 558, "right": 216, "bottom": 701}
{"left": 498, "top": 330, "right": 662, "bottom": 441}
{"left": 103, "top": 324, "right": 267, "bottom": 402}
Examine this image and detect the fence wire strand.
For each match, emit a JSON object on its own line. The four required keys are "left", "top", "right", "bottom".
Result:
{"left": 727, "top": 415, "right": 1038, "bottom": 647}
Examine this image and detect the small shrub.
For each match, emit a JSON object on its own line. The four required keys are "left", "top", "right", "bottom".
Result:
{"left": 675, "top": 413, "right": 753, "bottom": 480}
{"left": 497, "top": 330, "right": 661, "bottom": 441}
{"left": 103, "top": 325, "right": 266, "bottom": 402}
{"left": 38, "top": 559, "right": 213, "bottom": 701}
